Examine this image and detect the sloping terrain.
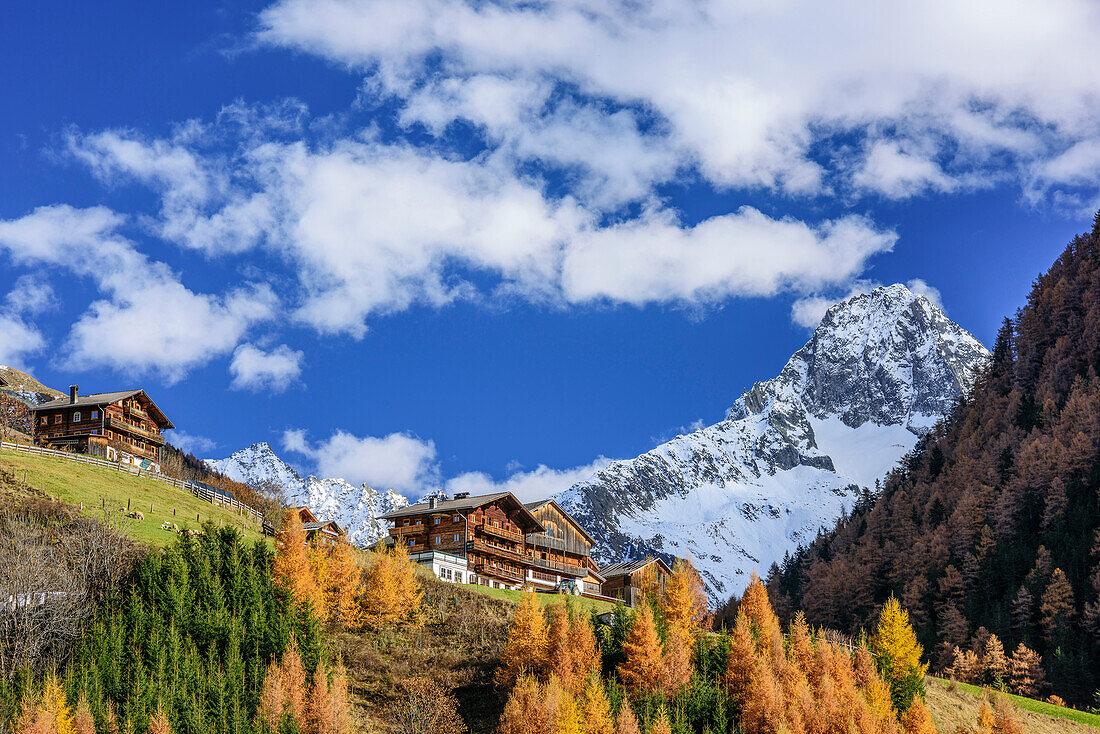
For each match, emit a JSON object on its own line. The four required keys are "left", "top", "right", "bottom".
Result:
{"left": 0, "top": 446, "right": 267, "bottom": 546}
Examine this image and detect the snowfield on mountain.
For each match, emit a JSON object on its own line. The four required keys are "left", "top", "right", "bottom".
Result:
{"left": 555, "top": 284, "right": 990, "bottom": 602}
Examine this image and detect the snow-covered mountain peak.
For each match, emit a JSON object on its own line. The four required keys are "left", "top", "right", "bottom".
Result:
{"left": 205, "top": 442, "right": 411, "bottom": 547}
{"left": 557, "top": 284, "right": 990, "bottom": 601}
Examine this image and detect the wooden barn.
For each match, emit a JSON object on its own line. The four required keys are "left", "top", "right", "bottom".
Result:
{"left": 599, "top": 557, "right": 673, "bottom": 607}
{"left": 31, "top": 385, "right": 173, "bottom": 471}
{"left": 295, "top": 506, "right": 344, "bottom": 545}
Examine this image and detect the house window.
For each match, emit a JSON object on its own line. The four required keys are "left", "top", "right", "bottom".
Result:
{"left": 40, "top": 417, "right": 47, "bottom": 425}
{"left": 403, "top": 520, "right": 410, "bottom": 526}
{"left": 435, "top": 536, "right": 441, "bottom": 544}
{"left": 73, "top": 411, "right": 82, "bottom": 422}
{"left": 453, "top": 515, "right": 460, "bottom": 522}
{"left": 54, "top": 415, "right": 62, "bottom": 424}
{"left": 415, "top": 519, "right": 422, "bottom": 525}
{"left": 408, "top": 539, "right": 415, "bottom": 546}
{"left": 91, "top": 430, "right": 97, "bottom": 435}
{"left": 434, "top": 517, "right": 441, "bottom": 524}
{"left": 91, "top": 411, "right": 99, "bottom": 419}
{"left": 453, "top": 533, "right": 460, "bottom": 542}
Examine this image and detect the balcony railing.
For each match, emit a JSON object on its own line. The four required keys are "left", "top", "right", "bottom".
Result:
{"left": 106, "top": 415, "right": 166, "bottom": 445}
{"left": 467, "top": 538, "right": 527, "bottom": 564}
{"left": 389, "top": 524, "right": 427, "bottom": 537}
{"left": 474, "top": 563, "right": 524, "bottom": 584}
{"left": 477, "top": 520, "right": 525, "bottom": 543}
{"left": 529, "top": 557, "right": 588, "bottom": 577}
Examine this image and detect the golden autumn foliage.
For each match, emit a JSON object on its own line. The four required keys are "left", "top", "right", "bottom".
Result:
{"left": 617, "top": 604, "right": 664, "bottom": 696}
{"left": 274, "top": 509, "right": 323, "bottom": 611}
{"left": 740, "top": 573, "right": 783, "bottom": 658}
{"left": 546, "top": 603, "right": 600, "bottom": 694}
{"left": 650, "top": 708, "right": 673, "bottom": 734}
{"left": 496, "top": 592, "right": 550, "bottom": 688}
{"left": 257, "top": 637, "right": 311, "bottom": 732}
{"left": 16, "top": 676, "right": 75, "bottom": 734}
{"left": 614, "top": 697, "right": 642, "bottom": 734}
{"left": 497, "top": 675, "right": 583, "bottom": 734}
{"left": 72, "top": 694, "right": 95, "bottom": 734}
{"left": 659, "top": 623, "right": 693, "bottom": 697}
{"left": 326, "top": 538, "right": 363, "bottom": 630}
{"left": 661, "top": 558, "right": 709, "bottom": 632}
{"left": 578, "top": 676, "right": 614, "bottom": 734}
{"left": 724, "top": 610, "right": 755, "bottom": 702}
{"left": 871, "top": 596, "right": 929, "bottom": 711}
{"left": 899, "top": 698, "right": 936, "bottom": 734}
{"left": 308, "top": 659, "right": 332, "bottom": 734}
{"left": 362, "top": 543, "right": 422, "bottom": 630}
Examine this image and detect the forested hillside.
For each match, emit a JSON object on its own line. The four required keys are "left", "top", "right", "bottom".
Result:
{"left": 768, "top": 216, "right": 1100, "bottom": 705}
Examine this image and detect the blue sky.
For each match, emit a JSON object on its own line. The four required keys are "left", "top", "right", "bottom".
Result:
{"left": 1, "top": 0, "right": 1098, "bottom": 499}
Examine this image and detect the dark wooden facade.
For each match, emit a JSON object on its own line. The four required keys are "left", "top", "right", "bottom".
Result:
{"left": 599, "top": 557, "right": 673, "bottom": 607}
{"left": 31, "top": 386, "right": 173, "bottom": 469}
{"left": 382, "top": 492, "right": 607, "bottom": 596}
{"left": 295, "top": 507, "right": 344, "bottom": 545}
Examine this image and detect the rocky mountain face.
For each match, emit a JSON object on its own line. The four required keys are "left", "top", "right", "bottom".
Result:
{"left": 0, "top": 364, "right": 64, "bottom": 406}
{"left": 556, "top": 284, "right": 990, "bottom": 602}
{"left": 205, "top": 442, "right": 410, "bottom": 547}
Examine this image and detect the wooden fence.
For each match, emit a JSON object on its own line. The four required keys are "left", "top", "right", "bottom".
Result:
{"left": 0, "top": 440, "right": 264, "bottom": 521}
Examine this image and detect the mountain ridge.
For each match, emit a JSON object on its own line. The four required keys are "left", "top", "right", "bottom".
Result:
{"left": 555, "top": 284, "right": 989, "bottom": 601}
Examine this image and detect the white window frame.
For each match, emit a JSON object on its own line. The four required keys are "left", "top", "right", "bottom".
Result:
{"left": 73, "top": 411, "right": 82, "bottom": 422}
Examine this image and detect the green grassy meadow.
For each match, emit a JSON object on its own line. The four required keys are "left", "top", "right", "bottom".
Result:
{"left": 0, "top": 447, "right": 268, "bottom": 547}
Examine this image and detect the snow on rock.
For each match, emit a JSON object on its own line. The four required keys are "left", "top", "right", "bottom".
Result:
{"left": 205, "top": 442, "right": 411, "bottom": 547}
{"left": 556, "top": 284, "right": 990, "bottom": 603}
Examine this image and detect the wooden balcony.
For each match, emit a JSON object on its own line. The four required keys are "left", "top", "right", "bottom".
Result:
{"left": 474, "top": 563, "right": 524, "bottom": 584}
{"left": 467, "top": 537, "right": 526, "bottom": 564}
{"left": 477, "top": 520, "right": 525, "bottom": 543}
{"left": 389, "top": 524, "right": 427, "bottom": 537}
{"left": 106, "top": 415, "right": 166, "bottom": 445}
{"left": 529, "top": 556, "right": 588, "bottom": 578}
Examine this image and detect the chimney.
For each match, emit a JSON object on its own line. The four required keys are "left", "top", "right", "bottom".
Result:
{"left": 69, "top": 385, "right": 78, "bottom": 404}
{"left": 428, "top": 496, "right": 437, "bottom": 509}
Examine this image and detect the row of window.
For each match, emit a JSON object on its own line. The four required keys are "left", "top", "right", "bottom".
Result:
{"left": 401, "top": 514, "right": 463, "bottom": 526}
{"left": 40, "top": 410, "right": 101, "bottom": 426}
{"left": 408, "top": 533, "right": 463, "bottom": 546}
{"left": 438, "top": 567, "right": 464, "bottom": 582}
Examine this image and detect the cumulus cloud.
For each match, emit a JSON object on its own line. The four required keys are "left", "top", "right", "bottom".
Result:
{"left": 165, "top": 430, "right": 218, "bottom": 455}
{"left": 445, "top": 458, "right": 610, "bottom": 503}
{"left": 5, "top": 275, "right": 57, "bottom": 315}
{"left": 0, "top": 205, "right": 276, "bottom": 381}
{"left": 230, "top": 343, "right": 304, "bottom": 392}
{"left": 68, "top": 131, "right": 897, "bottom": 337}
{"left": 282, "top": 428, "right": 440, "bottom": 493}
{"left": 259, "top": 0, "right": 1100, "bottom": 202}
{"left": 905, "top": 278, "right": 944, "bottom": 309}
{"left": 0, "top": 313, "right": 45, "bottom": 369}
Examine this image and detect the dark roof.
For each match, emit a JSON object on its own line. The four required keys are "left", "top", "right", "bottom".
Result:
{"left": 303, "top": 521, "right": 342, "bottom": 534}
{"left": 599, "top": 557, "right": 673, "bottom": 579}
{"left": 33, "top": 389, "right": 174, "bottom": 428}
{"left": 523, "top": 499, "right": 597, "bottom": 546}
{"left": 382, "top": 492, "right": 545, "bottom": 532}
{"left": 0, "top": 374, "right": 7, "bottom": 387}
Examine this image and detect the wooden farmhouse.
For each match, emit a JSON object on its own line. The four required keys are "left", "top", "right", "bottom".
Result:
{"left": 295, "top": 506, "right": 344, "bottom": 546}
{"left": 381, "top": 491, "right": 611, "bottom": 601}
{"left": 598, "top": 557, "right": 673, "bottom": 607}
{"left": 31, "top": 385, "right": 174, "bottom": 472}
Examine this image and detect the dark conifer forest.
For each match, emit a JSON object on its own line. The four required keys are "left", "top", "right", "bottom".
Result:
{"left": 769, "top": 215, "right": 1100, "bottom": 704}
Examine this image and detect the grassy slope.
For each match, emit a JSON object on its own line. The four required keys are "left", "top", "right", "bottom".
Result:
{"left": 925, "top": 677, "right": 1100, "bottom": 732}
{"left": 458, "top": 583, "right": 617, "bottom": 615}
{"left": 0, "top": 447, "right": 267, "bottom": 547}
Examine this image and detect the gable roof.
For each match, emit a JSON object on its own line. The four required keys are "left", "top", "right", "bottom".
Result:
{"left": 303, "top": 520, "right": 343, "bottom": 535}
{"left": 599, "top": 557, "right": 673, "bottom": 579}
{"left": 33, "top": 389, "right": 174, "bottom": 428}
{"left": 524, "top": 499, "right": 597, "bottom": 546}
{"left": 382, "top": 492, "right": 545, "bottom": 532}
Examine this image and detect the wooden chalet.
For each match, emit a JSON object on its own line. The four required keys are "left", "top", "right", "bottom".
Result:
{"left": 295, "top": 507, "right": 344, "bottom": 546}
{"left": 599, "top": 557, "right": 673, "bottom": 607}
{"left": 31, "top": 385, "right": 173, "bottom": 471}
{"left": 524, "top": 500, "right": 605, "bottom": 596}
{"left": 381, "top": 492, "right": 612, "bottom": 599}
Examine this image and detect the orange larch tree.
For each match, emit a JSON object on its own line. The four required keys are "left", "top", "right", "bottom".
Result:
{"left": 496, "top": 592, "right": 550, "bottom": 688}
{"left": 327, "top": 538, "right": 363, "bottom": 630}
{"left": 617, "top": 604, "right": 664, "bottom": 696}
{"left": 661, "top": 557, "right": 709, "bottom": 632}
{"left": 274, "top": 509, "right": 322, "bottom": 610}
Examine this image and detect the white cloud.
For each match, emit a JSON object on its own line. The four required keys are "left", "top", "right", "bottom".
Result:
{"left": 852, "top": 141, "right": 957, "bottom": 200}
{"left": 69, "top": 131, "right": 895, "bottom": 336}
{"left": 5, "top": 275, "right": 57, "bottom": 315}
{"left": 0, "top": 312, "right": 45, "bottom": 369}
{"left": 282, "top": 428, "right": 440, "bottom": 493}
{"left": 259, "top": 0, "right": 1100, "bottom": 202}
{"left": 0, "top": 205, "right": 277, "bottom": 381}
{"left": 230, "top": 343, "right": 304, "bottom": 392}
{"left": 905, "top": 278, "right": 944, "bottom": 310}
{"left": 445, "top": 458, "right": 610, "bottom": 504}
{"left": 165, "top": 430, "right": 218, "bottom": 455}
